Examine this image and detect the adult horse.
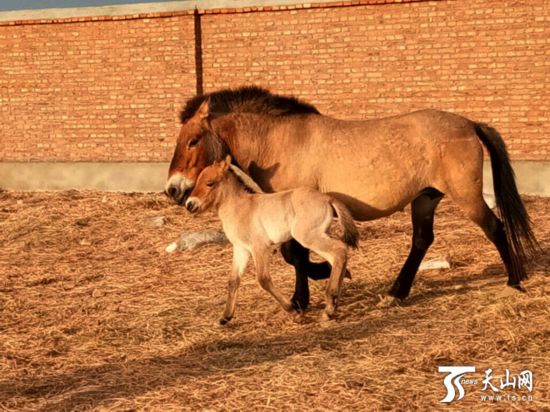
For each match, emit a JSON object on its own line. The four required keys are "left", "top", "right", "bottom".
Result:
{"left": 165, "top": 86, "right": 538, "bottom": 310}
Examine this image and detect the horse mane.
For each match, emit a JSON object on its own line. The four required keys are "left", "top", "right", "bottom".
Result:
{"left": 180, "top": 85, "right": 320, "bottom": 123}
{"left": 227, "top": 163, "right": 264, "bottom": 194}
{"left": 226, "top": 168, "right": 258, "bottom": 194}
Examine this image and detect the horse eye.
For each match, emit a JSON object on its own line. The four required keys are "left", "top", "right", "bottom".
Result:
{"left": 188, "top": 137, "right": 200, "bottom": 148}
{"left": 206, "top": 181, "right": 215, "bottom": 188}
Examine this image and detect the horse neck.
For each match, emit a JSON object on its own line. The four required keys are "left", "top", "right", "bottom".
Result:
{"left": 213, "top": 114, "right": 271, "bottom": 169}
{"left": 216, "top": 172, "right": 250, "bottom": 217}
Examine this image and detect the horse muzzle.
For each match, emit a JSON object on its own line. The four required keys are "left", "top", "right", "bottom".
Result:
{"left": 164, "top": 186, "right": 191, "bottom": 205}
{"left": 165, "top": 174, "right": 195, "bottom": 206}
{"left": 185, "top": 197, "right": 200, "bottom": 214}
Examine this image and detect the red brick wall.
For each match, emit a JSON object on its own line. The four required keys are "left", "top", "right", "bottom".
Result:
{"left": 1, "top": 0, "right": 549, "bottom": 161}
{"left": 0, "top": 15, "right": 195, "bottom": 161}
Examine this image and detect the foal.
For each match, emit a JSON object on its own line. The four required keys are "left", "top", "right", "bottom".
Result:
{"left": 185, "top": 156, "right": 359, "bottom": 324}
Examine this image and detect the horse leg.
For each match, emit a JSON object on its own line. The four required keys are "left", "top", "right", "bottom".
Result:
{"left": 220, "top": 245, "right": 250, "bottom": 325}
{"left": 452, "top": 194, "right": 526, "bottom": 290}
{"left": 281, "top": 239, "right": 332, "bottom": 311}
{"left": 389, "top": 188, "right": 443, "bottom": 299}
{"left": 254, "top": 247, "right": 294, "bottom": 313}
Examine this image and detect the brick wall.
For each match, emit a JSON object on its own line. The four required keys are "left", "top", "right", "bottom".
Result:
{"left": 1, "top": 0, "right": 548, "bottom": 162}
{"left": 0, "top": 15, "right": 195, "bottom": 161}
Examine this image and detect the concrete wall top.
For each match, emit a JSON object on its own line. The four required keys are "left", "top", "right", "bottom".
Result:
{"left": 0, "top": 0, "right": 366, "bottom": 22}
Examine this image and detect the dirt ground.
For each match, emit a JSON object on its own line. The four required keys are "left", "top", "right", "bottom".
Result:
{"left": 0, "top": 190, "right": 548, "bottom": 411}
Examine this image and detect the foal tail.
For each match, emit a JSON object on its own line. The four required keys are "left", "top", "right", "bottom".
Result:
{"left": 330, "top": 199, "right": 359, "bottom": 249}
{"left": 475, "top": 123, "right": 539, "bottom": 280}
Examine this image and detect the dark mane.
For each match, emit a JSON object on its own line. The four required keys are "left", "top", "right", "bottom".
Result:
{"left": 180, "top": 85, "right": 320, "bottom": 123}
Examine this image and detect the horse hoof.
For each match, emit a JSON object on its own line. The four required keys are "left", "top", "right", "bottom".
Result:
{"left": 219, "top": 316, "right": 232, "bottom": 325}
{"left": 291, "top": 311, "right": 306, "bottom": 324}
{"left": 377, "top": 295, "right": 402, "bottom": 308}
{"left": 320, "top": 311, "right": 336, "bottom": 324}
{"left": 291, "top": 296, "right": 309, "bottom": 312}
{"left": 388, "top": 283, "right": 409, "bottom": 300}
{"left": 509, "top": 283, "right": 527, "bottom": 293}
{"left": 283, "top": 301, "right": 295, "bottom": 313}
{"left": 344, "top": 268, "right": 352, "bottom": 280}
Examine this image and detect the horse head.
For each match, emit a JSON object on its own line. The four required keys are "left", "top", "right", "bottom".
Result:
{"left": 165, "top": 86, "right": 319, "bottom": 206}
{"left": 165, "top": 99, "right": 226, "bottom": 205}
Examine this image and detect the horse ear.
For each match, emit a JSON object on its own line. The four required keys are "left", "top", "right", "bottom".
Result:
{"left": 196, "top": 97, "right": 210, "bottom": 120}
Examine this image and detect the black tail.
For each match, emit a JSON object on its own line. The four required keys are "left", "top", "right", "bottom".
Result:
{"left": 475, "top": 123, "right": 539, "bottom": 281}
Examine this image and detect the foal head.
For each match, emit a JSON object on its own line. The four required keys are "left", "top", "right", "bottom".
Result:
{"left": 185, "top": 156, "right": 232, "bottom": 214}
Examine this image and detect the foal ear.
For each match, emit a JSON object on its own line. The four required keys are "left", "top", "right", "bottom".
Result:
{"left": 219, "top": 155, "right": 231, "bottom": 171}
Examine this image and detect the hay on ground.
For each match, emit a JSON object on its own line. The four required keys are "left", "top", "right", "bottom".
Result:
{"left": 0, "top": 191, "right": 548, "bottom": 410}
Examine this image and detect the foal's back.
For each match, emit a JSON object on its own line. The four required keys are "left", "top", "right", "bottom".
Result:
{"left": 228, "top": 188, "right": 334, "bottom": 247}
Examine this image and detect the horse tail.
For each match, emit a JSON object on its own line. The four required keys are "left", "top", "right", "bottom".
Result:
{"left": 330, "top": 199, "right": 359, "bottom": 249}
{"left": 475, "top": 122, "right": 539, "bottom": 281}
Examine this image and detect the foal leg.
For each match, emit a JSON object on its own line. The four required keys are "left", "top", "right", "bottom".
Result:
{"left": 295, "top": 233, "right": 348, "bottom": 320}
{"left": 281, "top": 239, "right": 331, "bottom": 311}
{"left": 254, "top": 248, "right": 293, "bottom": 313}
{"left": 320, "top": 241, "right": 347, "bottom": 320}
{"left": 220, "top": 245, "right": 250, "bottom": 325}
{"left": 389, "top": 188, "right": 444, "bottom": 299}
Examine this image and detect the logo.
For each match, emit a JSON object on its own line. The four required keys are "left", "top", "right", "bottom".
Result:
{"left": 438, "top": 366, "right": 534, "bottom": 404}
{"left": 438, "top": 366, "right": 476, "bottom": 403}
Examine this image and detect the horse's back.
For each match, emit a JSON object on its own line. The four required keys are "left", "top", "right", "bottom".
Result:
{"left": 313, "top": 109, "right": 474, "bottom": 139}
{"left": 300, "top": 109, "right": 482, "bottom": 220}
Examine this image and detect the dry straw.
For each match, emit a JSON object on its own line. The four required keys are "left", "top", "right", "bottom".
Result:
{"left": 0, "top": 191, "right": 548, "bottom": 410}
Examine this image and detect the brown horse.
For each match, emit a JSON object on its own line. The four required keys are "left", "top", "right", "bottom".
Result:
{"left": 165, "top": 86, "right": 538, "bottom": 310}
